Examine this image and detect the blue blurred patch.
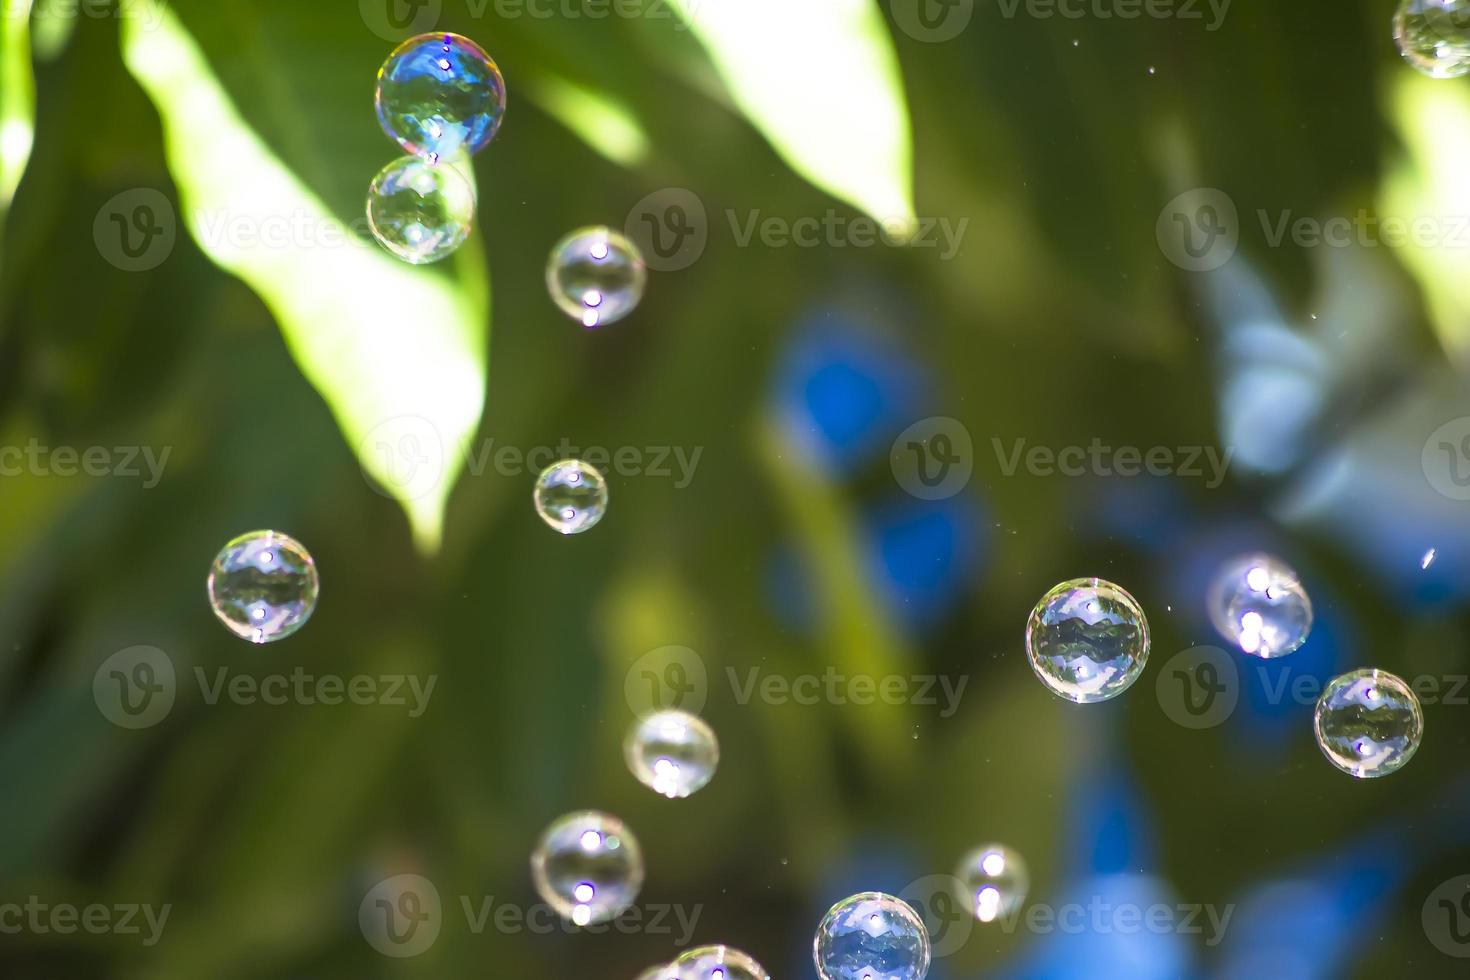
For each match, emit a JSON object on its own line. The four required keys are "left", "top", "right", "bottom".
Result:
{"left": 772, "top": 312, "right": 927, "bottom": 477}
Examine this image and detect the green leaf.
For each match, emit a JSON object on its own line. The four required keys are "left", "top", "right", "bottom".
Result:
{"left": 120, "top": 6, "right": 488, "bottom": 553}
{"left": 0, "top": 0, "right": 35, "bottom": 218}
{"left": 670, "top": 0, "right": 915, "bottom": 231}
{"left": 1383, "top": 72, "right": 1470, "bottom": 361}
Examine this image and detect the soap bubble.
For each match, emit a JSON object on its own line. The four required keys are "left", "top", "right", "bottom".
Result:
{"left": 366, "top": 155, "right": 476, "bottom": 265}
{"left": 546, "top": 226, "right": 647, "bottom": 328}
{"left": 1314, "top": 669, "right": 1424, "bottom": 778}
{"left": 954, "top": 844, "right": 1029, "bottom": 923}
{"left": 376, "top": 32, "right": 507, "bottom": 160}
{"left": 814, "top": 892, "right": 931, "bottom": 980}
{"left": 625, "top": 710, "right": 720, "bottom": 799}
{"left": 1207, "top": 553, "right": 1313, "bottom": 658}
{"left": 1025, "top": 578, "right": 1150, "bottom": 703}
{"left": 672, "top": 945, "right": 770, "bottom": 980}
{"left": 207, "top": 530, "right": 319, "bottom": 643}
{"left": 530, "top": 811, "right": 644, "bottom": 925}
{"left": 1394, "top": 0, "right": 1470, "bottom": 78}
{"left": 534, "top": 458, "right": 609, "bottom": 534}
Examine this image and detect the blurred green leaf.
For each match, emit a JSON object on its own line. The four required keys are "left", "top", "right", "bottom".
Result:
{"left": 120, "top": 6, "right": 489, "bottom": 552}
{"left": 1383, "top": 72, "right": 1470, "bottom": 363}
{"left": 670, "top": 0, "right": 916, "bottom": 231}
{"left": 0, "top": 0, "right": 35, "bottom": 219}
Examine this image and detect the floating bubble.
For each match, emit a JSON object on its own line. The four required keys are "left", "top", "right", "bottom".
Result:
{"left": 530, "top": 811, "right": 644, "bottom": 925}
{"left": 376, "top": 32, "right": 506, "bottom": 160}
{"left": 207, "top": 530, "right": 319, "bottom": 643}
{"left": 1207, "top": 553, "right": 1313, "bottom": 658}
{"left": 1394, "top": 0, "right": 1470, "bottom": 78}
{"left": 1314, "top": 669, "right": 1424, "bottom": 778}
{"left": 534, "top": 459, "right": 609, "bottom": 534}
{"left": 1025, "top": 578, "right": 1150, "bottom": 703}
{"left": 546, "top": 226, "right": 647, "bottom": 328}
{"left": 814, "top": 892, "right": 931, "bottom": 980}
{"left": 954, "top": 843, "right": 1029, "bottom": 924}
{"left": 672, "top": 945, "right": 770, "bottom": 980}
{"left": 366, "top": 155, "right": 476, "bottom": 265}
{"left": 625, "top": 709, "right": 720, "bottom": 799}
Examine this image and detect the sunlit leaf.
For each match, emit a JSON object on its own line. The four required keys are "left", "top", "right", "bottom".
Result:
{"left": 1383, "top": 72, "right": 1470, "bottom": 362}
{"left": 0, "top": 0, "right": 35, "bottom": 218}
{"left": 120, "top": 7, "right": 489, "bottom": 552}
{"left": 670, "top": 0, "right": 915, "bottom": 233}
{"left": 525, "top": 71, "right": 651, "bottom": 168}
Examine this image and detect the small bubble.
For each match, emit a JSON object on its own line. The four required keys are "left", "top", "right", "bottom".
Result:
{"left": 1026, "top": 578, "right": 1150, "bottom": 703}
{"left": 624, "top": 709, "right": 721, "bottom": 799}
{"left": 534, "top": 459, "right": 608, "bottom": 534}
{"left": 376, "top": 32, "right": 507, "bottom": 159}
{"left": 814, "top": 893, "right": 930, "bottom": 980}
{"left": 366, "top": 155, "right": 476, "bottom": 265}
{"left": 531, "top": 811, "right": 644, "bottom": 925}
{"left": 207, "top": 530, "right": 319, "bottom": 643}
{"left": 546, "top": 227, "right": 647, "bottom": 328}
{"left": 1207, "top": 553, "right": 1313, "bottom": 658}
{"left": 673, "top": 946, "right": 770, "bottom": 980}
{"left": 1314, "top": 669, "right": 1423, "bottom": 778}
{"left": 1394, "top": 0, "right": 1470, "bottom": 78}
{"left": 955, "top": 844, "right": 1029, "bottom": 923}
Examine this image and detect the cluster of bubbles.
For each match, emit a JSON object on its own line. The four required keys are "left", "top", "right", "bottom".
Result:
{"left": 1394, "top": 0, "right": 1470, "bottom": 78}
{"left": 206, "top": 459, "right": 614, "bottom": 642}
{"left": 1023, "top": 555, "right": 1424, "bottom": 778}
{"left": 365, "top": 34, "right": 650, "bottom": 327}
{"left": 368, "top": 33, "right": 506, "bottom": 264}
